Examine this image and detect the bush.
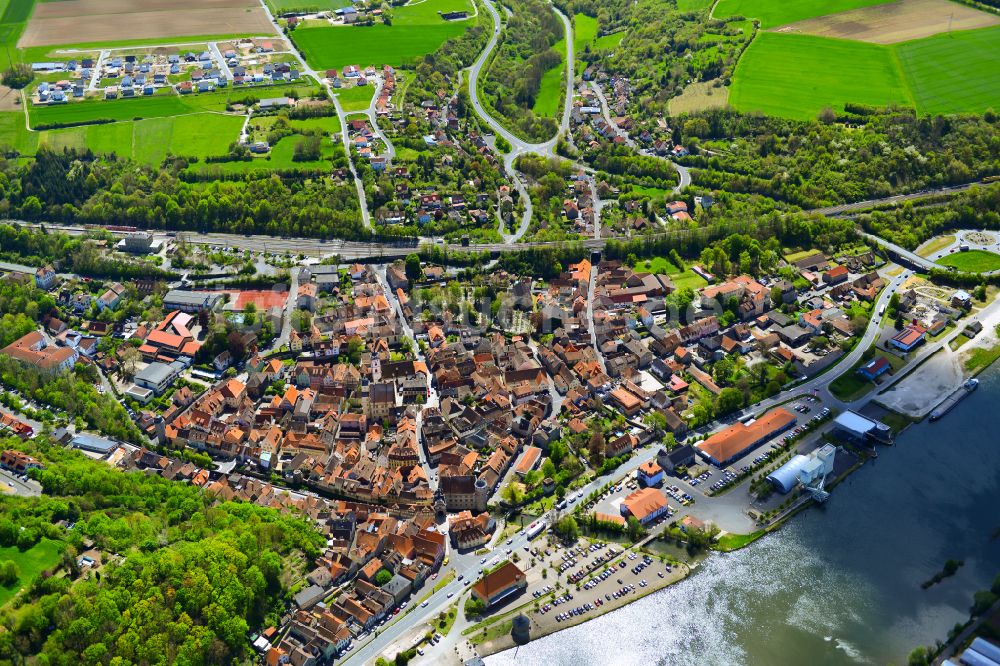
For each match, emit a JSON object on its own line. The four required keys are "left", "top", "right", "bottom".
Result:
{"left": 2, "top": 64, "right": 33, "bottom": 89}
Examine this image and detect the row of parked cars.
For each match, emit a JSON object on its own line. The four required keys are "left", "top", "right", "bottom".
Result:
{"left": 554, "top": 600, "right": 600, "bottom": 622}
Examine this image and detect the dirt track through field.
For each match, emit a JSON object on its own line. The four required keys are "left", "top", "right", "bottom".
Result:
{"left": 19, "top": 0, "right": 276, "bottom": 47}
{"left": 771, "top": 0, "right": 1000, "bottom": 44}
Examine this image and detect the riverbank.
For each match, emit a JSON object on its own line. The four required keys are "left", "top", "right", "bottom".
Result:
{"left": 877, "top": 297, "right": 1000, "bottom": 418}
{"left": 485, "top": 366, "right": 1000, "bottom": 666}
{"left": 474, "top": 560, "right": 693, "bottom": 658}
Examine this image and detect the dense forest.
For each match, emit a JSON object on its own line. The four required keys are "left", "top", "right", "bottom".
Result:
{"left": 681, "top": 109, "right": 1000, "bottom": 209}
{"left": 0, "top": 150, "right": 365, "bottom": 240}
{"left": 860, "top": 183, "right": 1000, "bottom": 250}
{"left": 0, "top": 439, "right": 324, "bottom": 665}
{"left": 481, "top": 0, "right": 565, "bottom": 141}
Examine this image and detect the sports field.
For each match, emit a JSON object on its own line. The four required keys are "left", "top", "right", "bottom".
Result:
{"left": 772, "top": 0, "right": 1000, "bottom": 44}
{"left": 730, "top": 32, "right": 910, "bottom": 119}
{"left": 896, "top": 25, "right": 1000, "bottom": 115}
{"left": 937, "top": 249, "right": 1000, "bottom": 273}
{"left": 19, "top": 0, "right": 274, "bottom": 48}
{"left": 713, "top": 0, "right": 890, "bottom": 28}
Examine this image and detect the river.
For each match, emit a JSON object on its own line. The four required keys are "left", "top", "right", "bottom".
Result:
{"left": 487, "top": 368, "right": 1000, "bottom": 666}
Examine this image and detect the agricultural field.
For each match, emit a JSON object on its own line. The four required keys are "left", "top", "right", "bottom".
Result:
{"left": 713, "top": 0, "right": 891, "bottom": 28}
{"left": 937, "top": 249, "right": 1000, "bottom": 273}
{"left": 293, "top": 23, "right": 468, "bottom": 69}
{"left": 0, "top": 539, "right": 63, "bottom": 607}
{"left": 896, "top": 25, "right": 1000, "bottom": 115}
{"left": 293, "top": 0, "right": 474, "bottom": 69}
{"left": 730, "top": 32, "right": 910, "bottom": 119}
{"left": 772, "top": 0, "right": 1000, "bottom": 44}
{"left": 266, "top": 0, "right": 352, "bottom": 14}
{"left": 26, "top": 112, "right": 242, "bottom": 162}
{"left": 18, "top": 0, "right": 275, "bottom": 48}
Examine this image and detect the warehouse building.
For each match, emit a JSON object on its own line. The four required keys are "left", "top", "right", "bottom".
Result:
{"left": 831, "top": 411, "right": 891, "bottom": 443}
{"left": 696, "top": 408, "right": 796, "bottom": 466}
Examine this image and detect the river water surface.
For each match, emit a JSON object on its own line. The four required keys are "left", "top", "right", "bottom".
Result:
{"left": 487, "top": 368, "right": 1000, "bottom": 666}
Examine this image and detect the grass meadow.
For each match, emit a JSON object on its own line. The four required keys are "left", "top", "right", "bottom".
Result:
{"left": 0, "top": 539, "right": 62, "bottom": 608}
{"left": 532, "top": 63, "right": 563, "bottom": 116}
{"left": 937, "top": 249, "right": 1000, "bottom": 273}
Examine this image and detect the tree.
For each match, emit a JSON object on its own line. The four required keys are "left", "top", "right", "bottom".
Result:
{"left": 120, "top": 346, "right": 141, "bottom": 379}
{"left": 588, "top": 426, "right": 605, "bottom": 467}
{"left": 625, "top": 516, "right": 645, "bottom": 542}
{"left": 464, "top": 596, "right": 486, "bottom": 619}
{"left": 0, "top": 560, "right": 19, "bottom": 586}
{"left": 404, "top": 254, "right": 423, "bottom": 284}
{"left": 643, "top": 411, "right": 667, "bottom": 434}
{"left": 715, "top": 387, "right": 744, "bottom": 415}
{"left": 2, "top": 63, "right": 33, "bottom": 89}
{"left": 374, "top": 569, "right": 393, "bottom": 586}
{"left": 501, "top": 483, "right": 523, "bottom": 506}
{"left": 553, "top": 516, "right": 579, "bottom": 543}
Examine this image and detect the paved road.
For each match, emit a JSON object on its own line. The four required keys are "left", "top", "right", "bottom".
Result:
{"left": 256, "top": 0, "right": 374, "bottom": 230}
{"left": 468, "top": 0, "right": 572, "bottom": 158}
{"left": 590, "top": 80, "right": 689, "bottom": 194}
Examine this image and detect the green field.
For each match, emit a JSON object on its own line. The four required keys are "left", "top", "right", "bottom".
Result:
{"left": 335, "top": 84, "right": 375, "bottom": 112}
{"left": 730, "top": 32, "right": 910, "bottom": 119}
{"left": 533, "top": 64, "right": 563, "bottom": 116}
{"left": 266, "top": 0, "right": 351, "bottom": 14}
{"left": 293, "top": 0, "right": 473, "bottom": 69}
{"left": 294, "top": 23, "right": 468, "bottom": 69}
{"left": 633, "top": 256, "right": 708, "bottom": 291}
{"left": 593, "top": 31, "right": 624, "bottom": 50}
{"left": 937, "top": 249, "right": 1000, "bottom": 273}
{"left": 40, "top": 113, "right": 242, "bottom": 162}
{"left": 896, "top": 26, "right": 1000, "bottom": 116}
{"left": 713, "top": 0, "right": 889, "bottom": 28}
{"left": 677, "top": 0, "right": 715, "bottom": 11}
{"left": 573, "top": 14, "right": 598, "bottom": 52}
{"left": 0, "top": 539, "right": 62, "bottom": 607}
{"left": 194, "top": 132, "right": 338, "bottom": 173}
